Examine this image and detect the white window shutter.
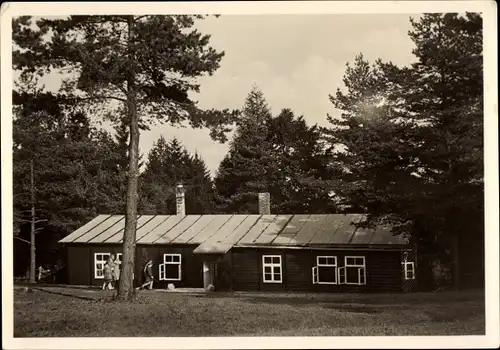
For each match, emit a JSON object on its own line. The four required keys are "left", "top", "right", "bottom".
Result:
{"left": 312, "top": 266, "right": 318, "bottom": 284}
{"left": 338, "top": 267, "right": 346, "bottom": 284}
{"left": 358, "top": 267, "right": 366, "bottom": 285}
{"left": 159, "top": 263, "right": 165, "bottom": 280}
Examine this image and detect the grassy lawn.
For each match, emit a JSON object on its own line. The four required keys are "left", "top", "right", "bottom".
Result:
{"left": 14, "top": 287, "right": 485, "bottom": 337}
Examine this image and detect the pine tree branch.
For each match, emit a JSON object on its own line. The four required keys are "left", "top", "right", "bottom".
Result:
{"left": 69, "top": 95, "right": 127, "bottom": 103}
{"left": 14, "top": 236, "right": 31, "bottom": 244}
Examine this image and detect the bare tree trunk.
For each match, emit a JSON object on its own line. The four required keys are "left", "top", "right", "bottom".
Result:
{"left": 29, "top": 159, "right": 36, "bottom": 284}
{"left": 118, "top": 15, "right": 140, "bottom": 301}
{"left": 451, "top": 235, "right": 460, "bottom": 290}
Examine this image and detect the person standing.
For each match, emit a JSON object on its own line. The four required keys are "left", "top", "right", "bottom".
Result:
{"left": 37, "top": 266, "right": 46, "bottom": 282}
{"left": 102, "top": 258, "right": 113, "bottom": 290}
{"left": 108, "top": 254, "right": 116, "bottom": 290}
{"left": 112, "top": 254, "right": 121, "bottom": 290}
{"left": 137, "top": 260, "right": 154, "bottom": 290}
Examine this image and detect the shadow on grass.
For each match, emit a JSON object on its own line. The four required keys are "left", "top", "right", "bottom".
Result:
{"left": 193, "top": 289, "right": 485, "bottom": 307}
{"left": 30, "top": 287, "right": 103, "bottom": 302}
{"left": 238, "top": 296, "right": 383, "bottom": 313}
{"left": 323, "top": 304, "right": 380, "bottom": 314}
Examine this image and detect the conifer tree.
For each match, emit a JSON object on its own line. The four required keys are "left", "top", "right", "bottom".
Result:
{"left": 215, "top": 88, "right": 335, "bottom": 214}
{"left": 13, "top": 15, "right": 236, "bottom": 299}
{"left": 215, "top": 86, "right": 275, "bottom": 214}
{"left": 189, "top": 152, "right": 216, "bottom": 214}
{"left": 140, "top": 137, "right": 215, "bottom": 215}
{"left": 13, "top": 82, "right": 125, "bottom": 276}
{"left": 324, "top": 13, "right": 483, "bottom": 289}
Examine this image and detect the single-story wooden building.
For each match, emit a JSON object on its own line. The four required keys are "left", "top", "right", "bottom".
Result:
{"left": 59, "top": 190, "right": 417, "bottom": 293}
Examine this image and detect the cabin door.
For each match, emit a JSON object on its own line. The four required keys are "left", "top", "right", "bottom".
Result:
{"left": 203, "top": 260, "right": 216, "bottom": 289}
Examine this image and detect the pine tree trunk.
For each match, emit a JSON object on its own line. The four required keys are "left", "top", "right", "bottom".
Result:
{"left": 451, "top": 235, "right": 460, "bottom": 290}
{"left": 118, "top": 16, "right": 140, "bottom": 301}
{"left": 29, "top": 159, "right": 36, "bottom": 284}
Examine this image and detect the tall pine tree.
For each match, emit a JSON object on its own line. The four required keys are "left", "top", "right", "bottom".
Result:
{"left": 13, "top": 15, "right": 237, "bottom": 299}
{"left": 324, "top": 13, "right": 483, "bottom": 289}
{"left": 13, "top": 83, "right": 125, "bottom": 277}
{"left": 215, "top": 86, "right": 275, "bottom": 214}
{"left": 216, "top": 87, "right": 336, "bottom": 214}
{"left": 268, "top": 108, "right": 336, "bottom": 213}
{"left": 140, "top": 137, "right": 215, "bottom": 214}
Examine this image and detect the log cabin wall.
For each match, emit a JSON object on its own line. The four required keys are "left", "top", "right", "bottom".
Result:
{"left": 230, "top": 247, "right": 404, "bottom": 293}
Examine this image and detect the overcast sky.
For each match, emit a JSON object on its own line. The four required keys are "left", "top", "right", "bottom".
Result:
{"left": 40, "top": 14, "right": 419, "bottom": 174}
{"left": 155, "top": 14, "right": 418, "bottom": 174}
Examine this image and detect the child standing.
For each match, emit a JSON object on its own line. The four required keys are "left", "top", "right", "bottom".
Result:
{"left": 112, "top": 254, "right": 121, "bottom": 290}
{"left": 102, "top": 258, "right": 113, "bottom": 290}
{"left": 137, "top": 260, "right": 154, "bottom": 290}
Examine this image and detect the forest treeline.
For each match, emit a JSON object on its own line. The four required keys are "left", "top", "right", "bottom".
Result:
{"left": 13, "top": 13, "right": 483, "bottom": 290}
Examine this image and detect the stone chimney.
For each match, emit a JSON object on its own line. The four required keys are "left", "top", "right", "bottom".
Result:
{"left": 258, "top": 192, "right": 271, "bottom": 215}
{"left": 175, "top": 184, "right": 186, "bottom": 216}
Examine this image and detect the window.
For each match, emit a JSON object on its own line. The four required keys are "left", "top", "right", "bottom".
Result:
{"left": 159, "top": 254, "right": 181, "bottom": 281}
{"left": 312, "top": 256, "right": 338, "bottom": 285}
{"left": 94, "top": 253, "right": 110, "bottom": 279}
{"left": 262, "top": 255, "right": 282, "bottom": 283}
{"left": 403, "top": 261, "right": 415, "bottom": 280}
{"left": 339, "top": 256, "right": 366, "bottom": 285}
{"left": 94, "top": 253, "right": 122, "bottom": 279}
{"left": 312, "top": 266, "right": 318, "bottom": 284}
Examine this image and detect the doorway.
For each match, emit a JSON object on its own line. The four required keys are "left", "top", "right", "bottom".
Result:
{"left": 203, "top": 259, "right": 216, "bottom": 290}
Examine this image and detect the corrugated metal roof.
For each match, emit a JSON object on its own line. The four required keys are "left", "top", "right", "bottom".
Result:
{"left": 255, "top": 215, "right": 293, "bottom": 244}
{"left": 59, "top": 214, "right": 410, "bottom": 251}
{"left": 138, "top": 215, "right": 184, "bottom": 244}
{"left": 272, "top": 214, "right": 309, "bottom": 245}
{"left": 110, "top": 215, "right": 157, "bottom": 243}
{"left": 72, "top": 215, "right": 123, "bottom": 243}
{"left": 174, "top": 215, "right": 215, "bottom": 243}
{"left": 58, "top": 215, "right": 110, "bottom": 243}
{"left": 154, "top": 215, "right": 201, "bottom": 244}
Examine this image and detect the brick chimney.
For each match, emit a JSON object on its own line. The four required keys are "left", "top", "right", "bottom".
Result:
{"left": 258, "top": 192, "right": 271, "bottom": 215}
{"left": 175, "top": 184, "right": 186, "bottom": 216}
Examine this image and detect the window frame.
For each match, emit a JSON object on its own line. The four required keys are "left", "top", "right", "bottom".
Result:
{"left": 312, "top": 266, "right": 318, "bottom": 284}
{"left": 159, "top": 253, "right": 182, "bottom": 281}
{"left": 315, "top": 256, "right": 338, "bottom": 285}
{"left": 262, "top": 255, "right": 283, "bottom": 284}
{"left": 403, "top": 261, "right": 415, "bottom": 280}
{"left": 343, "top": 255, "right": 367, "bottom": 285}
{"left": 94, "top": 253, "right": 111, "bottom": 279}
{"left": 338, "top": 266, "right": 346, "bottom": 285}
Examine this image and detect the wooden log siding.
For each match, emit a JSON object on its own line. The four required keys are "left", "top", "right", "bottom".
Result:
{"left": 230, "top": 248, "right": 404, "bottom": 293}
{"left": 215, "top": 252, "right": 233, "bottom": 291}
{"left": 65, "top": 244, "right": 406, "bottom": 292}
{"left": 61, "top": 214, "right": 411, "bottom": 292}
{"left": 401, "top": 236, "right": 418, "bottom": 293}
{"left": 88, "top": 244, "right": 123, "bottom": 286}
{"left": 67, "top": 245, "right": 91, "bottom": 286}
{"left": 136, "top": 245, "right": 204, "bottom": 289}
{"left": 232, "top": 249, "right": 260, "bottom": 291}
